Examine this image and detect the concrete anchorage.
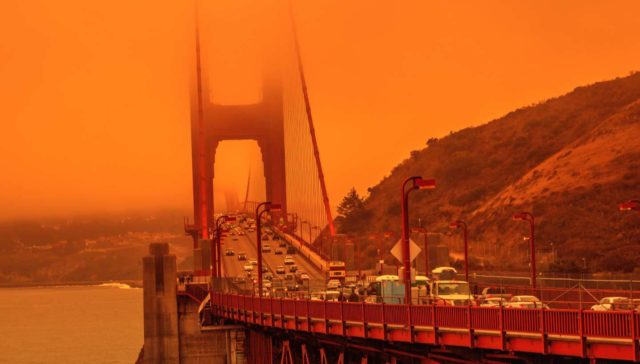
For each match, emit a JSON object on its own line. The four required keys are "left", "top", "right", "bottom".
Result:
{"left": 142, "top": 243, "right": 247, "bottom": 364}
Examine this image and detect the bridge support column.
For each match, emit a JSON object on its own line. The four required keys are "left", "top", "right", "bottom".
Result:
{"left": 143, "top": 243, "right": 179, "bottom": 364}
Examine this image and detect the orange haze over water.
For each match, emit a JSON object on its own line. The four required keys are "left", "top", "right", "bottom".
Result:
{"left": 1, "top": 1, "right": 639, "bottom": 220}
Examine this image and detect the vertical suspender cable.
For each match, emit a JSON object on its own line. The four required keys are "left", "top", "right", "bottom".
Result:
{"left": 288, "top": 2, "right": 336, "bottom": 236}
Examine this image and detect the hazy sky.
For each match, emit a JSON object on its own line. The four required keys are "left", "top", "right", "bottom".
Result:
{"left": 1, "top": 1, "right": 639, "bottom": 220}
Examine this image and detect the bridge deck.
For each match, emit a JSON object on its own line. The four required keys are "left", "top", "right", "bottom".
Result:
{"left": 211, "top": 292, "right": 640, "bottom": 362}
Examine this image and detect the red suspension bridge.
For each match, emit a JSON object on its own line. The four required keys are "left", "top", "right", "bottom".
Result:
{"left": 175, "top": 2, "right": 640, "bottom": 363}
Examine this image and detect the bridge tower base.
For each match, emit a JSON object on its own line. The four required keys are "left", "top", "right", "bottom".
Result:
{"left": 142, "top": 243, "right": 246, "bottom": 363}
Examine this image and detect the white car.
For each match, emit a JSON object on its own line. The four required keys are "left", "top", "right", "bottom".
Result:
{"left": 480, "top": 297, "right": 508, "bottom": 307}
{"left": 591, "top": 297, "right": 631, "bottom": 311}
{"left": 327, "top": 279, "right": 341, "bottom": 290}
{"left": 249, "top": 259, "right": 258, "bottom": 266}
{"left": 284, "top": 256, "right": 295, "bottom": 265}
{"left": 300, "top": 273, "right": 310, "bottom": 281}
{"left": 243, "top": 263, "right": 254, "bottom": 272}
{"left": 507, "top": 295, "right": 548, "bottom": 309}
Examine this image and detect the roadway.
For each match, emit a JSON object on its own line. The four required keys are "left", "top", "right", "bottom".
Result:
{"left": 220, "top": 225, "right": 326, "bottom": 294}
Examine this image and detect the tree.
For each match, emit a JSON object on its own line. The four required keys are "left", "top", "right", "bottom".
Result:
{"left": 336, "top": 188, "right": 371, "bottom": 233}
{"left": 337, "top": 188, "right": 365, "bottom": 218}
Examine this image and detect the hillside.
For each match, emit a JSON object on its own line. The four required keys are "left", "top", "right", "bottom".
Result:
{"left": 333, "top": 72, "right": 640, "bottom": 273}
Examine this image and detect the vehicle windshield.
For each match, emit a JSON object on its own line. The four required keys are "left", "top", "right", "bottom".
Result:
{"left": 436, "top": 283, "right": 470, "bottom": 295}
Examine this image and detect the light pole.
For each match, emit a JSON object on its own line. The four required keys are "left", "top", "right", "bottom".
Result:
{"left": 449, "top": 220, "right": 468, "bottom": 282}
{"left": 401, "top": 176, "right": 436, "bottom": 304}
{"left": 300, "top": 220, "right": 310, "bottom": 246}
{"left": 312, "top": 225, "right": 321, "bottom": 253}
{"left": 256, "top": 202, "right": 282, "bottom": 297}
{"left": 513, "top": 211, "right": 536, "bottom": 289}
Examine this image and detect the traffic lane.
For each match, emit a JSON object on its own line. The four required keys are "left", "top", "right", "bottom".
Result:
{"left": 221, "top": 233, "right": 280, "bottom": 278}
{"left": 248, "top": 235, "right": 324, "bottom": 280}
{"left": 222, "top": 231, "right": 326, "bottom": 292}
{"left": 220, "top": 234, "right": 259, "bottom": 278}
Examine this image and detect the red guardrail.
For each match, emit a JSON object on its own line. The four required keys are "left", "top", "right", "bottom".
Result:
{"left": 210, "top": 292, "right": 640, "bottom": 362}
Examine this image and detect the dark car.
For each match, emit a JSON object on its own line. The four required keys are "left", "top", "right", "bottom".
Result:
{"left": 279, "top": 241, "right": 287, "bottom": 248}
{"left": 289, "top": 265, "right": 298, "bottom": 273}
{"left": 225, "top": 249, "right": 235, "bottom": 256}
{"left": 274, "top": 248, "right": 284, "bottom": 255}
{"left": 286, "top": 246, "right": 296, "bottom": 254}
{"left": 237, "top": 252, "right": 247, "bottom": 261}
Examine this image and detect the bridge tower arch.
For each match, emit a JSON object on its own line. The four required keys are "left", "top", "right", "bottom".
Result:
{"left": 189, "top": 37, "right": 287, "bottom": 242}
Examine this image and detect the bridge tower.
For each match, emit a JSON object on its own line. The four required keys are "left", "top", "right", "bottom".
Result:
{"left": 189, "top": 16, "right": 287, "bottom": 244}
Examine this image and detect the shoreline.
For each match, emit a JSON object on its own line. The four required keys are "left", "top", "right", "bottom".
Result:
{"left": 0, "top": 279, "right": 143, "bottom": 289}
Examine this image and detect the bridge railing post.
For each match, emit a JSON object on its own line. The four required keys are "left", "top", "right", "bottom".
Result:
{"left": 631, "top": 310, "right": 639, "bottom": 361}
{"left": 361, "top": 300, "right": 368, "bottom": 339}
{"left": 498, "top": 303, "right": 505, "bottom": 351}
{"left": 578, "top": 309, "right": 586, "bottom": 358}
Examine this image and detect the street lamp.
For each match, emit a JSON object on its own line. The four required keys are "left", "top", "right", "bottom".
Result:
{"left": 214, "top": 215, "right": 236, "bottom": 279}
{"left": 256, "top": 202, "right": 282, "bottom": 297}
{"left": 312, "top": 225, "right": 321, "bottom": 253}
{"left": 300, "top": 220, "right": 311, "bottom": 246}
{"left": 512, "top": 211, "right": 536, "bottom": 289}
{"left": 449, "top": 220, "right": 469, "bottom": 282}
{"left": 401, "top": 176, "right": 436, "bottom": 304}
{"left": 619, "top": 200, "right": 640, "bottom": 213}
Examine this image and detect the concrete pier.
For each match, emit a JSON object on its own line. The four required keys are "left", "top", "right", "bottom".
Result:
{"left": 143, "top": 243, "right": 180, "bottom": 364}
{"left": 142, "top": 243, "right": 246, "bottom": 364}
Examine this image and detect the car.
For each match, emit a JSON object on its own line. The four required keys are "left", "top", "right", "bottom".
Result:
{"left": 311, "top": 290, "right": 340, "bottom": 301}
{"left": 273, "top": 235, "right": 280, "bottom": 240}
{"left": 233, "top": 236, "right": 239, "bottom": 241}
{"left": 274, "top": 248, "right": 284, "bottom": 255}
{"left": 479, "top": 297, "right": 508, "bottom": 307}
{"left": 481, "top": 286, "right": 512, "bottom": 300}
{"left": 285, "top": 273, "right": 295, "bottom": 281}
{"left": 237, "top": 252, "right": 247, "bottom": 261}
{"left": 327, "top": 279, "right": 341, "bottom": 290}
{"left": 284, "top": 256, "right": 295, "bottom": 265}
{"left": 286, "top": 246, "right": 296, "bottom": 254}
{"left": 262, "top": 244, "right": 271, "bottom": 253}
{"left": 243, "top": 263, "right": 254, "bottom": 272}
{"left": 225, "top": 249, "right": 235, "bottom": 256}
{"left": 591, "top": 297, "right": 632, "bottom": 311}
{"left": 507, "top": 295, "right": 548, "bottom": 309}
{"left": 263, "top": 273, "right": 273, "bottom": 281}
{"left": 300, "top": 273, "right": 310, "bottom": 281}
{"left": 262, "top": 266, "right": 269, "bottom": 273}
{"left": 289, "top": 265, "right": 298, "bottom": 273}
{"left": 279, "top": 241, "right": 287, "bottom": 248}
{"left": 276, "top": 266, "right": 286, "bottom": 274}
{"left": 249, "top": 259, "right": 258, "bottom": 266}
{"left": 262, "top": 235, "right": 270, "bottom": 241}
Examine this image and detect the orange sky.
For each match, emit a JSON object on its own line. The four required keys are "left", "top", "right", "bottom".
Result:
{"left": 1, "top": 1, "right": 639, "bottom": 220}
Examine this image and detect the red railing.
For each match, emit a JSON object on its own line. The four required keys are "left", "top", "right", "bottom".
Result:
{"left": 210, "top": 293, "right": 640, "bottom": 362}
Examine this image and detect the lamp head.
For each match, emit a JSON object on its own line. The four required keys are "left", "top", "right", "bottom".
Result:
{"left": 415, "top": 178, "right": 436, "bottom": 190}
{"left": 267, "top": 203, "right": 282, "bottom": 212}
{"left": 512, "top": 212, "right": 529, "bottom": 221}
{"left": 619, "top": 200, "right": 640, "bottom": 211}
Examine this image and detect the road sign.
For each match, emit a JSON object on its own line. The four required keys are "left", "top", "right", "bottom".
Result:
{"left": 390, "top": 239, "right": 421, "bottom": 262}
